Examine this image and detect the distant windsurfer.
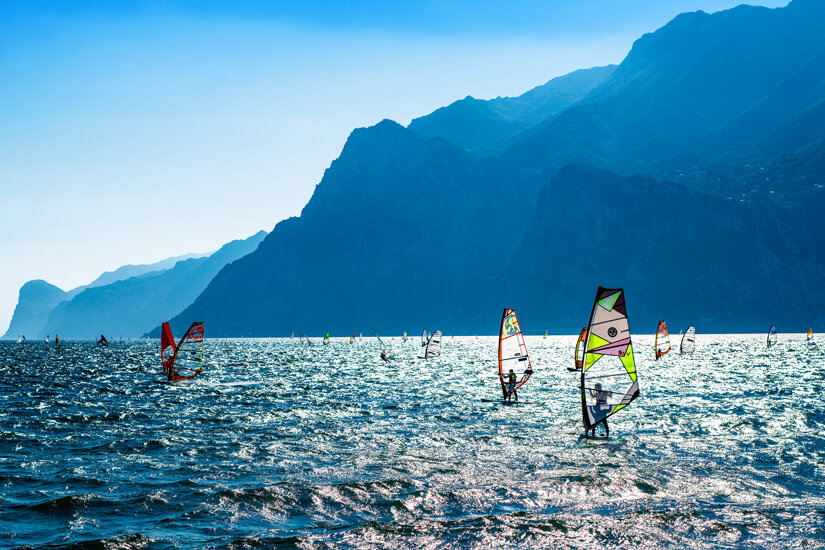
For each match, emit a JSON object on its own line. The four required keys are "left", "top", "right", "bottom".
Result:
{"left": 97, "top": 334, "right": 109, "bottom": 347}
{"left": 588, "top": 383, "right": 610, "bottom": 437}
{"left": 505, "top": 369, "right": 518, "bottom": 402}
{"left": 380, "top": 350, "right": 390, "bottom": 363}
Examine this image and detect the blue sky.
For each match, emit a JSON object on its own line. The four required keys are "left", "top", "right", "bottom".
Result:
{"left": 0, "top": 0, "right": 787, "bottom": 334}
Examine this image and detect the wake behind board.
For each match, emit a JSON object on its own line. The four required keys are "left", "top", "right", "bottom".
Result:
{"left": 480, "top": 398, "right": 535, "bottom": 404}
{"left": 578, "top": 433, "right": 626, "bottom": 448}
{"left": 153, "top": 378, "right": 199, "bottom": 385}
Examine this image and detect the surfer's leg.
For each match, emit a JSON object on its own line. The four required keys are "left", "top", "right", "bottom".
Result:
{"left": 603, "top": 420, "right": 609, "bottom": 438}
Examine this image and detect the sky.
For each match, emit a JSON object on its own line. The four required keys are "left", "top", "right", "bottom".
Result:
{"left": 0, "top": 0, "right": 788, "bottom": 334}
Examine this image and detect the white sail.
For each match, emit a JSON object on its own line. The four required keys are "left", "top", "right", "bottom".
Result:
{"left": 424, "top": 330, "right": 442, "bottom": 358}
{"left": 680, "top": 326, "right": 696, "bottom": 354}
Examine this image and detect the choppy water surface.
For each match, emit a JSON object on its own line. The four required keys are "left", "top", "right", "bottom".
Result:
{"left": 1, "top": 335, "right": 824, "bottom": 549}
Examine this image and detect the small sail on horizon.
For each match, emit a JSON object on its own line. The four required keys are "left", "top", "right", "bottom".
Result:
{"left": 349, "top": 331, "right": 355, "bottom": 344}
{"left": 767, "top": 325, "right": 778, "bottom": 348}
{"left": 680, "top": 326, "right": 696, "bottom": 355}
{"left": 97, "top": 334, "right": 109, "bottom": 347}
{"left": 161, "top": 321, "right": 204, "bottom": 381}
{"left": 498, "top": 309, "right": 534, "bottom": 400}
{"left": 655, "top": 321, "right": 671, "bottom": 360}
{"left": 323, "top": 332, "right": 330, "bottom": 345}
{"left": 422, "top": 330, "right": 442, "bottom": 358}
{"left": 581, "top": 287, "right": 639, "bottom": 434}
{"left": 807, "top": 328, "right": 815, "bottom": 348}
{"left": 403, "top": 330, "right": 408, "bottom": 342}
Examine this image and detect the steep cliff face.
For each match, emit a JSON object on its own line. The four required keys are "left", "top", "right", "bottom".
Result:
{"left": 2, "top": 280, "right": 69, "bottom": 339}
{"left": 162, "top": 120, "right": 541, "bottom": 336}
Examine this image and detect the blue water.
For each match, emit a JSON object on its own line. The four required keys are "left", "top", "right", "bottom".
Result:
{"left": 1, "top": 335, "right": 824, "bottom": 549}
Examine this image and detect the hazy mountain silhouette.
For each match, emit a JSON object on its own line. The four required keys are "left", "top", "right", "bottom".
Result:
{"left": 40, "top": 231, "right": 266, "bottom": 339}
{"left": 2, "top": 252, "right": 208, "bottom": 340}
{"left": 85, "top": 252, "right": 209, "bottom": 289}
{"left": 2, "top": 281, "right": 70, "bottom": 340}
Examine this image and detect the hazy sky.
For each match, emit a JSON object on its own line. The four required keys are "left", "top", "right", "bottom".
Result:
{"left": 0, "top": 0, "right": 787, "bottom": 333}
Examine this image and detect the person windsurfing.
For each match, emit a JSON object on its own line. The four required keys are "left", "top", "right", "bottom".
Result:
{"left": 97, "top": 334, "right": 109, "bottom": 347}
{"left": 589, "top": 382, "right": 610, "bottom": 437}
{"left": 505, "top": 368, "right": 518, "bottom": 402}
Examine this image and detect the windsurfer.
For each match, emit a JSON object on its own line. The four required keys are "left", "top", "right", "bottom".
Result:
{"left": 589, "top": 383, "right": 610, "bottom": 437}
{"left": 380, "top": 350, "right": 390, "bottom": 363}
{"left": 505, "top": 369, "right": 518, "bottom": 402}
{"left": 98, "top": 334, "right": 109, "bottom": 346}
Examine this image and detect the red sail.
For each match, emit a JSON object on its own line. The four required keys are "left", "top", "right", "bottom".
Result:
{"left": 167, "top": 322, "right": 204, "bottom": 381}
{"left": 161, "top": 322, "right": 176, "bottom": 371}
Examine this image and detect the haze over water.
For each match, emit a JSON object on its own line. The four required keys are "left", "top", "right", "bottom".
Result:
{"left": 1, "top": 335, "right": 823, "bottom": 548}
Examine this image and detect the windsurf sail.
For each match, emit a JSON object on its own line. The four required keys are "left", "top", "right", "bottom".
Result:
{"left": 655, "top": 320, "right": 670, "bottom": 360}
{"left": 424, "top": 329, "right": 442, "bottom": 358}
{"left": 544, "top": 330, "right": 548, "bottom": 339}
{"left": 323, "top": 332, "right": 330, "bottom": 345}
{"left": 421, "top": 329, "right": 429, "bottom": 347}
{"left": 373, "top": 326, "right": 392, "bottom": 361}
{"left": 767, "top": 325, "right": 777, "bottom": 348}
{"left": 45, "top": 335, "right": 49, "bottom": 344}
{"left": 403, "top": 330, "right": 408, "bottom": 342}
{"left": 165, "top": 321, "right": 204, "bottom": 381}
{"left": 498, "top": 309, "right": 534, "bottom": 399}
{"left": 17, "top": 335, "right": 21, "bottom": 344}
{"left": 349, "top": 331, "right": 355, "bottom": 344}
{"left": 808, "top": 328, "right": 816, "bottom": 348}
{"left": 55, "top": 334, "right": 60, "bottom": 348}
{"left": 581, "top": 287, "right": 639, "bottom": 432}
{"left": 574, "top": 327, "right": 587, "bottom": 370}
{"left": 161, "top": 322, "right": 176, "bottom": 371}
{"left": 97, "top": 334, "right": 109, "bottom": 347}
{"left": 680, "top": 326, "right": 696, "bottom": 354}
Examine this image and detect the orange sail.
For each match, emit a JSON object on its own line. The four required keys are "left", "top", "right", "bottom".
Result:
{"left": 655, "top": 320, "right": 671, "bottom": 360}
{"left": 574, "top": 327, "right": 587, "bottom": 370}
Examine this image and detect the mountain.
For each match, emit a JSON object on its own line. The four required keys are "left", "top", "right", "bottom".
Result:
{"left": 2, "top": 281, "right": 70, "bottom": 340}
{"left": 157, "top": 120, "right": 540, "bottom": 337}
{"left": 1, "top": 252, "right": 209, "bottom": 340}
{"left": 158, "top": 0, "right": 825, "bottom": 336}
{"left": 502, "top": 0, "right": 825, "bottom": 201}
{"left": 407, "top": 65, "right": 616, "bottom": 155}
{"left": 41, "top": 231, "right": 266, "bottom": 339}
{"left": 496, "top": 164, "right": 825, "bottom": 333}
{"left": 85, "top": 252, "right": 209, "bottom": 289}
